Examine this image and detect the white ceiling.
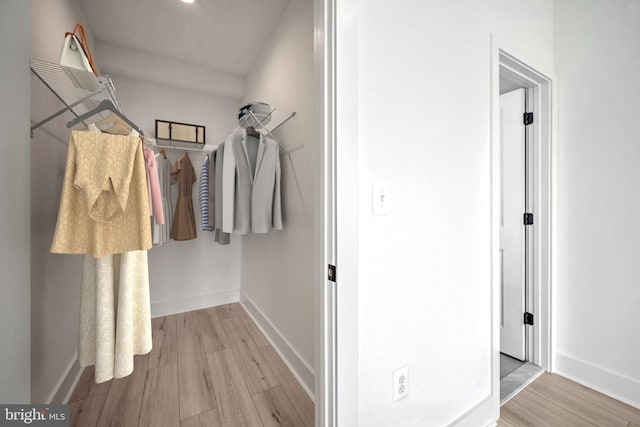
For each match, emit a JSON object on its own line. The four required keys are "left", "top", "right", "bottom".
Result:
{"left": 79, "top": 0, "right": 289, "bottom": 77}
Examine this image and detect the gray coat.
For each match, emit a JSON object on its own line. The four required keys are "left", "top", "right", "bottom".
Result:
{"left": 223, "top": 130, "right": 282, "bottom": 234}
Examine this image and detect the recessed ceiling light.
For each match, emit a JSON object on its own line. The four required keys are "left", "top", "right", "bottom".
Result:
{"left": 181, "top": 0, "right": 195, "bottom": 4}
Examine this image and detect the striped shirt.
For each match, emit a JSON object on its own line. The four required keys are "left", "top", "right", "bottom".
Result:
{"left": 199, "top": 155, "right": 215, "bottom": 231}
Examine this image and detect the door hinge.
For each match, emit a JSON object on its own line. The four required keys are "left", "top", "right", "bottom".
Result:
{"left": 328, "top": 264, "right": 337, "bottom": 282}
{"left": 524, "top": 213, "right": 534, "bottom": 225}
{"left": 524, "top": 312, "right": 534, "bottom": 325}
{"left": 523, "top": 112, "right": 534, "bottom": 126}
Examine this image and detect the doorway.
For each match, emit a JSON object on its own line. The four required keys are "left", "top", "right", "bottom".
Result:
{"left": 499, "top": 84, "right": 543, "bottom": 402}
{"left": 493, "top": 49, "right": 553, "bottom": 404}
{"left": 500, "top": 86, "right": 530, "bottom": 364}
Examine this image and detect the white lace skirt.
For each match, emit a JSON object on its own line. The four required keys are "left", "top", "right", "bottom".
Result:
{"left": 79, "top": 250, "right": 152, "bottom": 383}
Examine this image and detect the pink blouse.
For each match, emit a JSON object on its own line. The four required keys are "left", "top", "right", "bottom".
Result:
{"left": 143, "top": 146, "right": 164, "bottom": 225}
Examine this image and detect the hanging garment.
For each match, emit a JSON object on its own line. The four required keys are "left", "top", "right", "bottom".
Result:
{"left": 199, "top": 155, "right": 215, "bottom": 231}
{"left": 143, "top": 145, "right": 164, "bottom": 225}
{"left": 214, "top": 146, "right": 230, "bottom": 245}
{"left": 208, "top": 150, "right": 216, "bottom": 227}
{"left": 153, "top": 153, "right": 173, "bottom": 245}
{"left": 51, "top": 130, "right": 152, "bottom": 258}
{"left": 79, "top": 250, "right": 152, "bottom": 383}
{"left": 222, "top": 129, "right": 283, "bottom": 234}
{"left": 76, "top": 125, "right": 152, "bottom": 384}
{"left": 222, "top": 136, "right": 237, "bottom": 233}
{"left": 170, "top": 152, "right": 197, "bottom": 241}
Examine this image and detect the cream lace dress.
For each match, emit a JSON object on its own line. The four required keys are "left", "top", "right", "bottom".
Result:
{"left": 52, "top": 128, "right": 152, "bottom": 383}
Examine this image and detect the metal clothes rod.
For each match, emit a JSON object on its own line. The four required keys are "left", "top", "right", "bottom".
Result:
{"left": 246, "top": 109, "right": 296, "bottom": 139}
{"left": 270, "top": 111, "right": 297, "bottom": 133}
{"left": 246, "top": 108, "right": 300, "bottom": 157}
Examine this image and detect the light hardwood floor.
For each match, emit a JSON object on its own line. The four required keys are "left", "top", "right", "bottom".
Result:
{"left": 69, "top": 303, "right": 314, "bottom": 427}
{"left": 499, "top": 372, "right": 640, "bottom": 427}
{"left": 69, "top": 303, "right": 640, "bottom": 426}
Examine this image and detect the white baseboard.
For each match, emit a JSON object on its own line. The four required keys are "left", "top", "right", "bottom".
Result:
{"left": 151, "top": 289, "right": 240, "bottom": 318}
{"left": 555, "top": 352, "right": 640, "bottom": 409}
{"left": 47, "top": 354, "right": 83, "bottom": 404}
{"left": 450, "top": 394, "right": 499, "bottom": 427}
{"left": 239, "top": 292, "right": 315, "bottom": 400}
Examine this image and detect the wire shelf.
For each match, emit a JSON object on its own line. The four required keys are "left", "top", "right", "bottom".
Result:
{"left": 152, "top": 137, "right": 216, "bottom": 153}
{"left": 244, "top": 106, "right": 296, "bottom": 134}
{"left": 30, "top": 59, "right": 122, "bottom": 134}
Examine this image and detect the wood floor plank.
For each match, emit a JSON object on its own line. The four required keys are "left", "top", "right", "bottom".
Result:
{"left": 96, "top": 354, "right": 149, "bottom": 427}
{"left": 214, "top": 304, "right": 238, "bottom": 320}
{"left": 502, "top": 388, "right": 597, "bottom": 426}
{"left": 70, "top": 394, "right": 108, "bottom": 427}
{"left": 69, "top": 365, "right": 112, "bottom": 403}
{"left": 177, "top": 311, "right": 198, "bottom": 330}
{"left": 528, "top": 373, "right": 628, "bottom": 426}
{"left": 138, "top": 364, "right": 180, "bottom": 427}
{"left": 252, "top": 386, "right": 304, "bottom": 427}
{"left": 198, "top": 308, "right": 229, "bottom": 353}
{"left": 221, "top": 316, "right": 255, "bottom": 347}
{"left": 230, "top": 333, "right": 278, "bottom": 395}
{"left": 544, "top": 373, "right": 640, "bottom": 424}
{"left": 260, "top": 345, "right": 313, "bottom": 427}
{"left": 177, "top": 311, "right": 217, "bottom": 420}
{"left": 222, "top": 307, "right": 278, "bottom": 394}
{"left": 180, "top": 408, "right": 224, "bottom": 427}
{"left": 207, "top": 349, "right": 262, "bottom": 427}
{"left": 629, "top": 422, "right": 640, "bottom": 427}
{"left": 232, "top": 305, "right": 269, "bottom": 347}
{"left": 149, "top": 315, "right": 178, "bottom": 369}
{"left": 496, "top": 418, "right": 516, "bottom": 427}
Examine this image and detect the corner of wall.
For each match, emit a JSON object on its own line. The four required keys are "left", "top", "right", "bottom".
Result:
{"left": 48, "top": 355, "right": 83, "bottom": 404}
{"left": 239, "top": 292, "right": 315, "bottom": 399}
{"left": 0, "top": 0, "right": 31, "bottom": 404}
{"left": 555, "top": 353, "right": 640, "bottom": 410}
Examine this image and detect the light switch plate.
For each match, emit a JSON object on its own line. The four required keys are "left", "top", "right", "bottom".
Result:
{"left": 373, "top": 182, "right": 391, "bottom": 215}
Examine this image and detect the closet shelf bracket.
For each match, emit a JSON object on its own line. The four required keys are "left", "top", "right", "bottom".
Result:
{"left": 270, "top": 110, "right": 296, "bottom": 133}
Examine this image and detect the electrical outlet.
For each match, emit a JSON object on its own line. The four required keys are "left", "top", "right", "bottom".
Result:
{"left": 393, "top": 366, "right": 409, "bottom": 402}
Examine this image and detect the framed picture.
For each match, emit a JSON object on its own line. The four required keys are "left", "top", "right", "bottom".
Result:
{"left": 155, "top": 119, "right": 206, "bottom": 144}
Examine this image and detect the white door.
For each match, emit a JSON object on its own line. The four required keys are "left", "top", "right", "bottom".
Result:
{"left": 500, "top": 88, "right": 526, "bottom": 361}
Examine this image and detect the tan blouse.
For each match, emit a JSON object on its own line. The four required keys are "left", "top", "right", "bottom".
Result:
{"left": 51, "top": 130, "right": 152, "bottom": 257}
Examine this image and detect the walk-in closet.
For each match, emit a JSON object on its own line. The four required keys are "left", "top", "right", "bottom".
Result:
{"left": 29, "top": 0, "right": 317, "bottom": 425}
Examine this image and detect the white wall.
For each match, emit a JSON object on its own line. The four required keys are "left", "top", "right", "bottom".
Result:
{"left": 30, "top": 0, "right": 99, "bottom": 403}
{"left": 0, "top": 0, "right": 31, "bottom": 404}
{"left": 555, "top": 0, "right": 640, "bottom": 408}
{"left": 31, "top": 0, "right": 95, "bottom": 64}
{"left": 239, "top": 0, "right": 316, "bottom": 394}
{"left": 95, "top": 43, "right": 245, "bottom": 100}
{"left": 105, "top": 73, "right": 243, "bottom": 317}
{"left": 335, "top": 1, "right": 554, "bottom": 425}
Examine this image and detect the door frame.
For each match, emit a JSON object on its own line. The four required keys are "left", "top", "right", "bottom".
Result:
{"left": 499, "top": 87, "right": 529, "bottom": 361}
{"left": 315, "top": 0, "right": 337, "bottom": 425}
{"left": 490, "top": 38, "right": 555, "bottom": 391}
{"left": 316, "top": 30, "right": 556, "bottom": 426}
